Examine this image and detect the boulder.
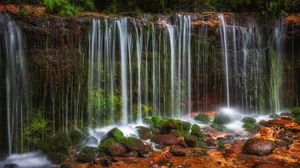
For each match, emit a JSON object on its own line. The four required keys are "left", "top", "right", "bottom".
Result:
{"left": 213, "top": 113, "right": 231, "bottom": 125}
{"left": 107, "top": 128, "right": 124, "bottom": 142}
{"left": 122, "top": 137, "right": 149, "bottom": 152}
{"left": 155, "top": 134, "right": 178, "bottom": 146}
{"left": 191, "top": 124, "right": 205, "bottom": 138}
{"left": 169, "top": 146, "right": 186, "bottom": 156}
{"left": 136, "top": 126, "right": 152, "bottom": 140}
{"left": 107, "top": 143, "right": 127, "bottom": 156}
{"left": 194, "top": 113, "right": 211, "bottom": 124}
{"left": 243, "top": 138, "right": 275, "bottom": 156}
{"left": 77, "top": 146, "right": 98, "bottom": 163}
{"left": 68, "top": 129, "right": 85, "bottom": 145}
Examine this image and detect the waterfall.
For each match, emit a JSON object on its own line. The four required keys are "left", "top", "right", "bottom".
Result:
{"left": 218, "top": 14, "right": 231, "bottom": 108}
{"left": 0, "top": 14, "right": 29, "bottom": 155}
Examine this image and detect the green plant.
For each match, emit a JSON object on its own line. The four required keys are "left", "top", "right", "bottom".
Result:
{"left": 23, "top": 109, "right": 49, "bottom": 149}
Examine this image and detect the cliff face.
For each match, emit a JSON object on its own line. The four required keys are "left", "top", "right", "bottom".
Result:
{"left": 0, "top": 6, "right": 300, "bottom": 154}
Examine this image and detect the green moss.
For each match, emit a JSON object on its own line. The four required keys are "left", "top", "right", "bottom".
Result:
{"left": 243, "top": 122, "right": 259, "bottom": 133}
{"left": 290, "top": 107, "right": 300, "bottom": 117}
{"left": 295, "top": 116, "right": 300, "bottom": 125}
{"left": 191, "top": 124, "right": 205, "bottom": 139}
{"left": 177, "top": 120, "right": 192, "bottom": 130}
{"left": 213, "top": 113, "right": 231, "bottom": 125}
{"left": 98, "top": 137, "right": 117, "bottom": 155}
{"left": 242, "top": 117, "right": 257, "bottom": 124}
{"left": 151, "top": 116, "right": 167, "bottom": 128}
{"left": 69, "top": 129, "right": 85, "bottom": 145}
{"left": 43, "top": 132, "right": 72, "bottom": 164}
{"left": 121, "top": 137, "right": 147, "bottom": 152}
{"left": 107, "top": 128, "right": 124, "bottom": 142}
{"left": 194, "top": 114, "right": 211, "bottom": 124}
{"left": 210, "top": 123, "right": 225, "bottom": 131}
{"left": 77, "top": 146, "right": 98, "bottom": 163}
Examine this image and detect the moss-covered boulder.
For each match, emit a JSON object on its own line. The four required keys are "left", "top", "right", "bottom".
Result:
{"left": 213, "top": 113, "right": 231, "bottom": 125}
{"left": 137, "top": 126, "right": 152, "bottom": 140}
{"left": 269, "top": 113, "right": 280, "bottom": 119}
{"left": 177, "top": 120, "right": 191, "bottom": 130}
{"left": 107, "top": 128, "right": 124, "bottom": 142}
{"left": 194, "top": 114, "right": 211, "bottom": 124}
{"left": 295, "top": 115, "right": 300, "bottom": 125}
{"left": 69, "top": 129, "right": 85, "bottom": 145}
{"left": 151, "top": 116, "right": 167, "bottom": 128}
{"left": 43, "top": 132, "right": 72, "bottom": 164}
{"left": 122, "top": 137, "right": 149, "bottom": 152}
{"left": 210, "top": 123, "right": 225, "bottom": 131}
{"left": 184, "top": 134, "right": 206, "bottom": 147}
{"left": 160, "top": 119, "right": 179, "bottom": 134}
{"left": 154, "top": 134, "right": 179, "bottom": 146}
{"left": 99, "top": 137, "right": 117, "bottom": 155}
{"left": 290, "top": 107, "right": 300, "bottom": 117}
{"left": 77, "top": 146, "right": 98, "bottom": 163}
{"left": 191, "top": 124, "right": 205, "bottom": 139}
{"left": 242, "top": 117, "right": 256, "bottom": 124}
{"left": 242, "top": 117, "right": 259, "bottom": 133}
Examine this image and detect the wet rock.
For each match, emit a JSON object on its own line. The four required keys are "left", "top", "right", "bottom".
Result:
{"left": 4, "top": 164, "right": 19, "bottom": 168}
{"left": 122, "top": 137, "right": 149, "bottom": 152}
{"left": 100, "top": 157, "right": 111, "bottom": 167}
{"left": 77, "top": 146, "right": 98, "bottom": 163}
{"left": 107, "top": 142, "right": 127, "bottom": 157}
{"left": 184, "top": 134, "right": 206, "bottom": 147}
{"left": 99, "top": 137, "right": 117, "bottom": 154}
{"left": 161, "top": 119, "right": 179, "bottom": 134}
{"left": 243, "top": 122, "right": 259, "bottom": 133}
{"left": 195, "top": 113, "right": 211, "bottom": 124}
{"left": 213, "top": 113, "right": 231, "bottom": 125}
{"left": 60, "top": 163, "right": 72, "bottom": 168}
{"left": 242, "top": 117, "right": 257, "bottom": 124}
{"left": 154, "top": 134, "right": 178, "bottom": 146}
{"left": 191, "top": 124, "right": 205, "bottom": 138}
{"left": 68, "top": 129, "right": 85, "bottom": 145}
{"left": 138, "top": 151, "right": 151, "bottom": 158}
{"left": 136, "top": 126, "right": 152, "bottom": 140}
{"left": 269, "top": 113, "right": 280, "bottom": 119}
{"left": 178, "top": 137, "right": 188, "bottom": 147}
{"left": 243, "top": 138, "right": 275, "bottom": 156}
{"left": 124, "top": 151, "right": 137, "bottom": 157}
{"left": 169, "top": 146, "right": 186, "bottom": 156}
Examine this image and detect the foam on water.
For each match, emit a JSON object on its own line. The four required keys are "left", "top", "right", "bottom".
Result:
{"left": 0, "top": 152, "right": 53, "bottom": 168}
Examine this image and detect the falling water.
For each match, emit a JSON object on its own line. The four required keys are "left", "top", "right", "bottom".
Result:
{"left": 219, "top": 14, "right": 230, "bottom": 108}
{"left": 0, "top": 14, "right": 29, "bottom": 155}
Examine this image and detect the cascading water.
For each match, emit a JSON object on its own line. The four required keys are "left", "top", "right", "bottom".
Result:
{"left": 0, "top": 14, "right": 30, "bottom": 155}
{"left": 218, "top": 14, "right": 286, "bottom": 114}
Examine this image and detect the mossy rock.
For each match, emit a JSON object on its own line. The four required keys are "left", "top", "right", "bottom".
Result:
{"left": 210, "top": 123, "right": 225, "bottom": 131}
{"left": 242, "top": 117, "right": 256, "bottom": 124}
{"left": 136, "top": 126, "right": 152, "bottom": 140}
{"left": 213, "top": 113, "right": 231, "bottom": 125}
{"left": 176, "top": 120, "right": 191, "bottom": 130}
{"left": 160, "top": 119, "right": 179, "bottom": 134}
{"left": 269, "top": 113, "right": 280, "bottom": 119}
{"left": 48, "top": 152, "right": 68, "bottom": 164}
{"left": 151, "top": 116, "right": 167, "bottom": 128}
{"left": 69, "top": 129, "right": 85, "bottom": 145}
{"left": 107, "top": 128, "right": 124, "bottom": 142}
{"left": 295, "top": 115, "right": 300, "bottom": 125}
{"left": 290, "top": 107, "right": 300, "bottom": 117}
{"left": 191, "top": 124, "right": 205, "bottom": 139}
{"left": 99, "top": 137, "right": 117, "bottom": 155}
{"left": 170, "top": 129, "right": 189, "bottom": 137}
{"left": 77, "top": 146, "right": 98, "bottom": 163}
{"left": 194, "top": 114, "right": 210, "bottom": 124}
{"left": 121, "top": 137, "right": 148, "bottom": 152}
{"left": 43, "top": 132, "right": 72, "bottom": 164}
{"left": 60, "top": 163, "right": 72, "bottom": 168}
{"left": 243, "top": 122, "right": 259, "bottom": 133}
{"left": 184, "top": 134, "right": 206, "bottom": 147}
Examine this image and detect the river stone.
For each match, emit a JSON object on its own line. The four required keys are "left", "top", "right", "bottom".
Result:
{"left": 243, "top": 138, "right": 275, "bottom": 156}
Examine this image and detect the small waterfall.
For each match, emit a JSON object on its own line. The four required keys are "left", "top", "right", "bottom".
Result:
{"left": 0, "top": 14, "right": 29, "bottom": 155}
{"left": 218, "top": 14, "right": 231, "bottom": 108}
